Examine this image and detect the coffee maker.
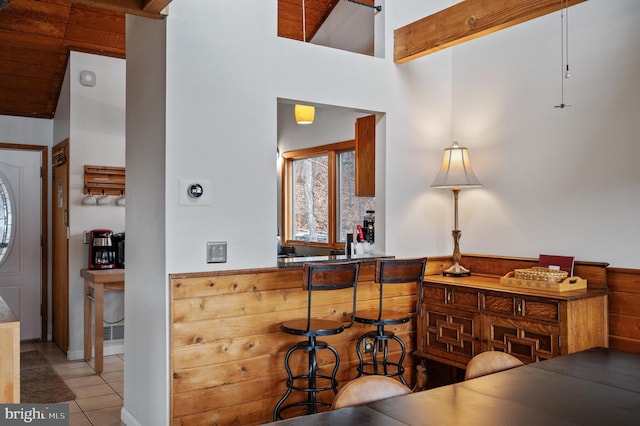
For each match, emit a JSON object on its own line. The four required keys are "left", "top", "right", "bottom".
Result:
{"left": 112, "top": 232, "right": 125, "bottom": 269}
{"left": 88, "top": 229, "right": 116, "bottom": 269}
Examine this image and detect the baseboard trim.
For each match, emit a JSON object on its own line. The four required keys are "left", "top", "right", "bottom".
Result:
{"left": 67, "top": 342, "right": 124, "bottom": 361}
{"left": 121, "top": 407, "right": 140, "bottom": 426}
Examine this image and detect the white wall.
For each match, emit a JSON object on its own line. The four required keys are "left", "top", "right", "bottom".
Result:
{"left": 53, "top": 62, "right": 71, "bottom": 145}
{"left": 123, "top": 0, "right": 640, "bottom": 423}
{"left": 311, "top": 0, "right": 375, "bottom": 56}
{"left": 448, "top": 0, "right": 640, "bottom": 268}
{"left": 0, "top": 116, "right": 52, "bottom": 144}
{"left": 123, "top": 15, "right": 167, "bottom": 426}
{"left": 66, "top": 51, "right": 126, "bottom": 359}
{"left": 163, "top": 1, "right": 395, "bottom": 274}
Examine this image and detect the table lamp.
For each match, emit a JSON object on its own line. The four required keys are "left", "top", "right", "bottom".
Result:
{"left": 431, "top": 141, "right": 482, "bottom": 276}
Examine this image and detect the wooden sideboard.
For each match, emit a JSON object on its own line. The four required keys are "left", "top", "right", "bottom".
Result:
{"left": 414, "top": 258, "right": 609, "bottom": 376}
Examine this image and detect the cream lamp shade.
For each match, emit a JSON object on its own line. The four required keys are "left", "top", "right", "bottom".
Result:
{"left": 431, "top": 141, "right": 481, "bottom": 189}
{"left": 294, "top": 104, "right": 315, "bottom": 124}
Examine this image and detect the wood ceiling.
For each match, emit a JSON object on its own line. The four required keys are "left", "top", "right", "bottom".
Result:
{"left": 0, "top": 0, "right": 580, "bottom": 120}
{"left": 279, "top": 0, "right": 340, "bottom": 42}
{"left": 0, "top": 0, "right": 340, "bottom": 119}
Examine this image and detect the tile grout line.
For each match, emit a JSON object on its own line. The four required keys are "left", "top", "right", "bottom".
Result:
{"left": 27, "top": 341, "right": 124, "bottom": 426}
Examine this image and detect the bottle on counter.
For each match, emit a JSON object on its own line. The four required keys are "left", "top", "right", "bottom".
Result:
{"left": 364, "top": 210, "right": 375, "bottom": 243}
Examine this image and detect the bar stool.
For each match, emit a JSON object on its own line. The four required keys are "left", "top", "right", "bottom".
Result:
{"left": 273, "top": 261, "right": 360, "bottom": 421}
{"left": 355, "top": 257, "right": 427, "bottom": 387}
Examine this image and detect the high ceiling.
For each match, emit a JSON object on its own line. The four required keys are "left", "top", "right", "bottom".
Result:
{"left": 0, "top": 0, "right": 567, "bottom": 120}
{"left": 0, "top": 0, "right": 346, "bottom": 120}
{"left": 0, "top": 0, "right": 126, "bottom": 119}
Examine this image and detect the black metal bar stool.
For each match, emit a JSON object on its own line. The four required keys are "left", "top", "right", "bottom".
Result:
{"left": 355, "top": 257, "right": 427, "bottom": 387}
{"left": 273, "top": 261, "right": 360, "bottom": 421}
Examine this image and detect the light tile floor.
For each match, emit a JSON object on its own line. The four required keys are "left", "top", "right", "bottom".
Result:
{"left": 21, "top": 341, "right": 125, "bottom": 426}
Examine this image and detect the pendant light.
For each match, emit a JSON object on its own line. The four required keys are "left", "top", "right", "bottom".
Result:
{"left": 555, "top": 0, "right": 571, "bottom": 109}
{"left": 295, "top": 104, "right": 315, "bottom": 124}
{"left": 293, "top": 2, "right": 315, "bottom": 125}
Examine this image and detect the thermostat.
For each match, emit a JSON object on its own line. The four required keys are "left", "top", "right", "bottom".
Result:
{"left": 179, "top": 179, "right": 211, "bottom": 205}
{"left": 188, "top": 183, "right": 204, "bottom": 198}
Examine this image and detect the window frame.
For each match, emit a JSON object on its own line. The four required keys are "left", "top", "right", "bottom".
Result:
{"left": 281, "top": 140, "right": 355, "bottom": 250}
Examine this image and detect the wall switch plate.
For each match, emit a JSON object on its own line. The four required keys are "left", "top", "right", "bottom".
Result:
{"left": 207, "top": 241, "right": 227, "bottom": 263}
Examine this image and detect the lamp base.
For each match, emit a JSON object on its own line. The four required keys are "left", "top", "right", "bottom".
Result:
{"left": 442, "top": 263, "right": 471, "bottom": 277}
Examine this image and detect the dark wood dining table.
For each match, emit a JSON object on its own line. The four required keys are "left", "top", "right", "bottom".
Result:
{"left": 264, "top": 347, "right": 640, "bottom": 425}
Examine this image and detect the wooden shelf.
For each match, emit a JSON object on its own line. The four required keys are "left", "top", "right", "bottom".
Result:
{"left": 84, "top": 165, "right": 125, "bottom": 196}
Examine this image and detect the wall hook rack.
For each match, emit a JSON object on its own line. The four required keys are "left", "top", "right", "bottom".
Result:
{"left": 83, "top": 165, "right": 125, "bottom": 197}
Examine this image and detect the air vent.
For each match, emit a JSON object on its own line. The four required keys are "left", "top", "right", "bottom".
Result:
{"left": 103, "top": 325, "right": 125, "bottom": 341}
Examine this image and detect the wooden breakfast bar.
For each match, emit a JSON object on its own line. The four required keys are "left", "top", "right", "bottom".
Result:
{"left": 82, "top": 268, "right": 124, "bottom": 373}
{"left": 265, "top": 347, "right": 640, "bottom": 425}
{"left": 167, "top": 254, "right": 610, "bottom": 424}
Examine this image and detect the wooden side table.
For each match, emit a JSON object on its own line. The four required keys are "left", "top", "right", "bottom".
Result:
{"left": 82, "top": 269, "right": 124, "bottom": 373}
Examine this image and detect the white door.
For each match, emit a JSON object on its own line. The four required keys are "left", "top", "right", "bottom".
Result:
{"left": 0, "top": 149, "right": 42, "bottom": 340}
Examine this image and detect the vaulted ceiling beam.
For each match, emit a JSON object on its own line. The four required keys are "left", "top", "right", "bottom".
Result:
{"left": 394, "top": 0, "right": 588, "bottom": 63}
{"left": 68, "top": 0, "right": 172, "bottom": 19}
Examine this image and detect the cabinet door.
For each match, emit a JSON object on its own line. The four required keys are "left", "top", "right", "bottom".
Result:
{"left": 423, "top": 283, "right": 480, "bottom": 310}
{"left": 355, "top": 115, "right": 375, "bottom": 196}
{"left": 483, "top": 314, "right": 561, "bottom": 363}
{"left": 419, "top": 303, "right": 482, "bottom": 368}
{"left": 484, "top": 292, "right": 560, "bottom": 324}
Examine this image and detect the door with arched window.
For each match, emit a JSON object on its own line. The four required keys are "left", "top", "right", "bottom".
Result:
{"left": 0, "top": 147, "right": 44, "bottom": 340}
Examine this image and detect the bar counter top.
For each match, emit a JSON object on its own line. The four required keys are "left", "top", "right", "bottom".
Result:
{"left": 277, "top": 253, "right": 392, "bottom": 268}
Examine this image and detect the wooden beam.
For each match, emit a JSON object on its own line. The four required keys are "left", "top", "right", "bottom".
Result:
{"left": 394, "top": 0, "right": 588, "bottom": 63}
{"left": 142, "top": 0, "right": 172, "bottom": 15}
{"left": 68, "top": 0, "right": 171, "bottom": 19}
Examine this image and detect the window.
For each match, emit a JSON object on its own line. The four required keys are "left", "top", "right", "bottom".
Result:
{"left": 282, "top": 141, "right": 375, "bottom": 249}
{"left": 0, "top": 173, "right": 14, "bottom": 266}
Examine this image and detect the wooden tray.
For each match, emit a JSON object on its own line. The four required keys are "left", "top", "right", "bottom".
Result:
{"left": 500, "top": 271, "right": 587, "bottom": 292}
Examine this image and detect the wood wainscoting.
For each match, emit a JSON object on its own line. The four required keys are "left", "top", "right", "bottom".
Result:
{"left": 608, "top": 268, "right": 640, "bottom": 353}
{"left": 169, "top": 258, "right": 448, "bottom": 425}
{"left": 168, "top": 257, "right": 639, "bottom": 424}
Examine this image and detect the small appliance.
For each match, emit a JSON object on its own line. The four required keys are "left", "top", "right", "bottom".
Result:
{"left": 88, "top": 229, "right": 116, "bottom": 269}
{"left": 112, "top": 232, "right": 125, "bottom": 269}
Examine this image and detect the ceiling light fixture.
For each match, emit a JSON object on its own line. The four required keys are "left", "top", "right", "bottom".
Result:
{"left": 294, "top": 104, "right": 315, "bottom": 124}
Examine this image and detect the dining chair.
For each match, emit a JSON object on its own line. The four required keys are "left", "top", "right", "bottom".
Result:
{"left": 354, "top": 257, "right": 427, "bottom": 387}
{"left": 273, "top": 261, "right": 360, "bottom": 420}
{"left": 464, "top": 351, "right": 524, "bottom": 380}
{"left": 330, "top": 376, "right": 412, "bottom": 410}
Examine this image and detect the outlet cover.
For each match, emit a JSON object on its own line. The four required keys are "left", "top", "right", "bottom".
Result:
{"left": 207, "top": 241, "right": 227, "bottom": 263}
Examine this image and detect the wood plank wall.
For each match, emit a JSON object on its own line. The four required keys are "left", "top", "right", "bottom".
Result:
{"left": 169, "top": 258, "right": 448, "bottom": 425}
{"left": 169, "top": 256, "right": 639, "bottom": 425}
{"left": 607, "top": 268, "right": 640, "bottom": 353}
